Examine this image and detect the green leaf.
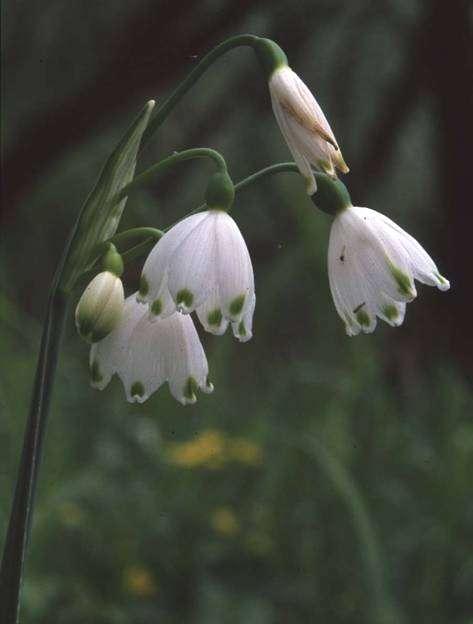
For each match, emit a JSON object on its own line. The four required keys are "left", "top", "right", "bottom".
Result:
{"left": 59, "top": 99, "right": 155, "bottom": 293}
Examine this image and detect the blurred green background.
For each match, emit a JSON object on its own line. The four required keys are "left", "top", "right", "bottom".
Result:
{"left": 2, "top": 1, "right": 473, "bottom": 622}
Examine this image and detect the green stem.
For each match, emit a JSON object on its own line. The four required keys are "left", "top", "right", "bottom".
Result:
{"left": 0, "top": 288, "right": 68, "bottom": 624}
{"left": 162, "top": 162, "right": 301, "bottom": 231}
{"left": 110, "top": 227, "right": 163, "bottom": 247}
{"left": 120, "top": 238, "right": 158, "bottom": 266}
{"left": 112, "top": 148, "right": 227, "bottom": 207}
{"left": 99, "top": 164, "right": 336, "bottom": 272}
{"left": 79, "top": 229, "right": 163, "bottom": 286}
{"left": 92, "top": 227, "right": 163, "bottom": 260}
{"left": 143, "top": 34, "right": 259, "bottom": 145}
{"left": 234, "top": 162, "right": 299, "bottom": 192}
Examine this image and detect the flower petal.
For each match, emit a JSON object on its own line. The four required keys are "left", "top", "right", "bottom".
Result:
{"left": 366, "top": 209, "right": 450, "bottom": 291}
{"left": 167, "top": 213, "right": 217, "bottom": 313}
{"left": 339, "top": 208, "right": 417, "bottom": 303}
{"left": 271, "top": 94, "right": 316, "bottom": 194}
{"left": 118, "top": 315, "right": 168, "bottom": 404}
{"left": 138, "top": 211, "right": 208, "bottom": 304}
{"left": 163, "top": 314, "right": 213, "bottom": 405}
{"left": 196, "top": 287, "right": 230, "bottom": 336}
{"left": 89, "top": 294, "right": 146, "bottom": 389}
{"left": 231, "top": 292, "right": 256, "bottom": 342}
{"left": 214, "top": 212, "right": 255, "bottom": 322}
{"left": 328, "top": 224, "right": 375, "bottom": 335}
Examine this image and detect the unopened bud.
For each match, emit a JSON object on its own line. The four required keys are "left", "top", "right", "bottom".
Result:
{"left": 75, "top": 271, "right": 124, "bottom": 343}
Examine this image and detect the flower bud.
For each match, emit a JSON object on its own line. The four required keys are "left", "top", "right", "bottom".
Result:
{"left": 75, "top": 271, "right": 125, "bottom": 343}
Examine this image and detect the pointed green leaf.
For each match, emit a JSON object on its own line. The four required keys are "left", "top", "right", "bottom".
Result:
{"left": 60, "top": 100, "right": 155, "bottom": 293}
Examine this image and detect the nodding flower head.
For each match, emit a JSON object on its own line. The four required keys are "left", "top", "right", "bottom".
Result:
{"left": 269, "top": 65, "right": 348, "bottom": 195}
{"left": 75, "top": 271, "right": 125, "bottom": 343}
{"left": 89, "top": 294, "right": 213, "bottom": 405}
{"left": 138, "top": 209, "right": 256, "bottom": 342}
{"left": 327, "top": 206, "right": 450, "bottom": 336}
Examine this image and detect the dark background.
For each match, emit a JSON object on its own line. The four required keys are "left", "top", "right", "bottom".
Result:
{"left": 1, "top": 1, "right": 473, "bottom": 622}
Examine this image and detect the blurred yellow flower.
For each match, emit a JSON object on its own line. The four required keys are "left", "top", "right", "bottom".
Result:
{"left": 166, "top": 429, "right": 263, "bottom": 469}
{"left": 229, "top": 437, "right": 263, "bottom": 465}
{"left": 59, "top": 502, "right": 84, "bottom": 528}
{"left": 211, "top": 507, "right": 240, "bottom": 537}
{"left": 167, "top": 430, "right": 226, "bottom": 469}
{"left": 124, "top": 565, "right": 157, "bottom": 598}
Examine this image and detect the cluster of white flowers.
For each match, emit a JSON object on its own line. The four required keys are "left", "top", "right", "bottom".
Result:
{"left": 78, "top": 208, "right": 255, "bottom": 405}
{"left": 267, "top": 58, "right": 449, "bottom": 335}
{"left": 76, "top": 48, "right": 450, "bottom": 405}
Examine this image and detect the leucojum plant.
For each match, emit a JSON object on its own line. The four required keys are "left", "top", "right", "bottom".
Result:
{"left": 0, "top": 35, "right": 449, "bottom": 622}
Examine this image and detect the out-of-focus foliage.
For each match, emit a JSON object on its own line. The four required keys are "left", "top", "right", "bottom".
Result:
{"left": 1, "top": 1, "right": 472, "bottom": 623}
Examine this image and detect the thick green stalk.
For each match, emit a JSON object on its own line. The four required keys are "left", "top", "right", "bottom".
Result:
{"left": 0, "top": 288, "right": 68, "bottom": 624}
{"left": 143, "top": 34, "right": 259, "bottom": 145}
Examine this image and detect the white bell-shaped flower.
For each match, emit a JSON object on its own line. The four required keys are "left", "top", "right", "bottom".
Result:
{"left": 138, "top": 210, "right": 255, "bottom": 341}
{"left": 269, "top": 65, "right": 348, "bottom": 195}
{"left": 328, "top": 206, "right": 450, "bottom": 336}
{"left": 75, "top": 271, "right": 125, "bottom": 343}
{"left": 90, "top": 294, "right": 213, "bottom": 405}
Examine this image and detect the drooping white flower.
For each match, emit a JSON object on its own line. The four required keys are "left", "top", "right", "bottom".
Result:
{"left": 269, "top": 65, "right": 348, "bottom": 195}
{"left": 90, "top": 294, "right": 213, "bottom": 405}
{"left": 75, "top": 271, "right": 125, "bottom": 343}
{"left": 328, "top": 206, "right": 450, "bottom": 336}
{"left": 138, "top": 210, "right": 255, "bottom": 341}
